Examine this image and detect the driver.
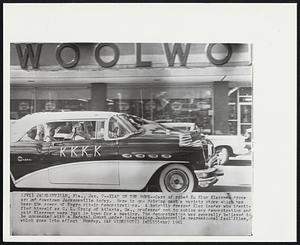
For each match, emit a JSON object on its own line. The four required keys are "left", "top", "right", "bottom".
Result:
{"left": 108, "top": 118, "right": 119, "bottom": 138}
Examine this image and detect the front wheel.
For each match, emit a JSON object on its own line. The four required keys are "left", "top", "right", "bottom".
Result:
{"left": 158, "top": 164, "right": 196, "bottom": 192}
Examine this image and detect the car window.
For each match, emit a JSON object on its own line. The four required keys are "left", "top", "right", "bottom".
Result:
{"left": 108, "top": 117, "right": 129, "bottom": 139}
{"left": 20, "top": 126, "right": 37, "bottom": 141}
{"left": 19, "top": 124, "right": 45, "bottom": 142}
{"left": 45, "top": 121, "right": 97, "bottom": 142}
{"left": 96, "top": 120, "right": 105, "bottom": 139}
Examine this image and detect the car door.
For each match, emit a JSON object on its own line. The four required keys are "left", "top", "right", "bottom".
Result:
{"left": 47, "top": 119, "right": 120, "bottom": 186}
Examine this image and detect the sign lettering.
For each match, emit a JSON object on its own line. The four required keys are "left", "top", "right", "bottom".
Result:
{"left": 59, "top": 147, "right": 66, "bottom": 157}
{"left": 94, "top": 43, "right": 120, "bottom": 68}
{"left": 94, "top": 145, "right": 101, "bottom": 157}
{"left": 163, "top": 43, "right": 191, "bottom": 67}
{"left": 81, "top": 146, "right": 89, "bottom": 157}
{"left": 70, "top": 146, "right": 78, "bottom": 157}
{"left": 55, "top": 43, "right": 80, "bottom": 68}
{"left": 136, "top": 43, "right": 152, "bottom": 67}
{"left": 59, "top": 145, "right": 102, "bottom": 158}
{"left": 15, "top": 43, "right": 233, "bottom": 70}
{"left": 15, "top": 44, "right": 42, "bottom": 69}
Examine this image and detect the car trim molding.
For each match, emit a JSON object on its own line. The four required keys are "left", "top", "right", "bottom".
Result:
{"left": 14, "top": 160, "right": 190, "bottom": 189}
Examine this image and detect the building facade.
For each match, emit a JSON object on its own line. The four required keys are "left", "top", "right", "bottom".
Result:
{"left": 10, "top": 43, "right": 252, "bottom": 135}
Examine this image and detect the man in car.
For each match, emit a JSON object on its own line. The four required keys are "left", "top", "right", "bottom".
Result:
{"left": 73, "top": 122, "right": 91, "bottom": 140}
{"left": 45, "top": 128, "right": 57, "bottom": 142}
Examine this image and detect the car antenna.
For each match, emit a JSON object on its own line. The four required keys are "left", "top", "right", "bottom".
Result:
{"left": 140, "top": 89, "right": 144, "bottom": 119}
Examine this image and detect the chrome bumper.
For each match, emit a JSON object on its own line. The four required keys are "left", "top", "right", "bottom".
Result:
{"left": 194, "top": 167, "right": 224, "bottom": 188}
{"left": 206, "top": 154, "right": 220, "bottom": 167}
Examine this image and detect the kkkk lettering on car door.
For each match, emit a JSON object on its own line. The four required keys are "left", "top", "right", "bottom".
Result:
{"left": 59, "top": 145, "right": 102, "bottom": 157}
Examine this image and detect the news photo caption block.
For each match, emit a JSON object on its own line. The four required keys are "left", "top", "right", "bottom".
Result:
{"left": 12, "top": 192, "right": 251, "bottom": 236}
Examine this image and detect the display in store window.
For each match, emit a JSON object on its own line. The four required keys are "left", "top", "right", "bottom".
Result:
{"left": 107, "top": 86, "right": 213, "bottom": 134}
{"left": 44, "top": 100, "right": 57, "bottom": 111}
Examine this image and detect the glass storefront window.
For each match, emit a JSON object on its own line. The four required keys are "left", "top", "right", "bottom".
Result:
{"left": 10, "top": 86, "right": 91, "bottom": 119}
{"left": 36, "top": 100, "right": 89, "bottom": 112}
{"left": 228, "top": 121, "right": 237, "bottom": 135}
{"left": 107, "top": 85, "right": 213, "bottom": 134}
{"left": 10, "top": 99, "right": 34, "bottom": 119}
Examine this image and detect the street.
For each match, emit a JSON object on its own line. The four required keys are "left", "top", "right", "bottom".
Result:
{"left": 198, "top": 157, "right": 252, "bottom": 192}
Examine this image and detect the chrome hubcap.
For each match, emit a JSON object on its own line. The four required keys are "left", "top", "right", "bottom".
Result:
{"left": 164, "top": 169, "right": 189, "bottom": 192}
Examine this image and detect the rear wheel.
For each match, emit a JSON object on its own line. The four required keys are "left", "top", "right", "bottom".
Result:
{"left": 158, "top": 164, "right": 195, "bottom": 192}
{"left": 216, "top": 147, "right": 230, "bottom": 165}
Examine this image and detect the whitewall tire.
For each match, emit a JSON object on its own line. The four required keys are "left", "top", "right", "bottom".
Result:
{"left": 158, "top": 164, "right": 195, "bottom": 193}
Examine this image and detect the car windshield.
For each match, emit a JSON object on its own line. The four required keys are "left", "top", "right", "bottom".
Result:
{"left": 117, "top": 114, "right": 140, "bottom": 133}
{"left": 124, "top": 114, "right": 169, "bottom": 133}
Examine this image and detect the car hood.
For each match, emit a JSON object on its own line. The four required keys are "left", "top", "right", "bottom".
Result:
{"left": 130, "top": 124, "right": 210, "bottom": 148}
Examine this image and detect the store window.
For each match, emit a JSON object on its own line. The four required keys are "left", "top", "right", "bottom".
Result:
{"left": 10, "top": 86, "right": 91, "bottom": 119}
{"left": 107, "top": 84, "right": 213, "bottom": 134}
{"left": 227, "top": 87, "right": 252, "bottom": 135}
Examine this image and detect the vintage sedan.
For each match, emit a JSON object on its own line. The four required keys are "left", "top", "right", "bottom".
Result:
{"left": 10, "top": 111, "right": 222, "bottom": 192}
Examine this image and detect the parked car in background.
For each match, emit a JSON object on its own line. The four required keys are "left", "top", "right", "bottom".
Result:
{"left": 10, "top": 111, "right": 223, "bottom": 192}
{"left": 161, "top": 122, "right": 249, "bottom": 165}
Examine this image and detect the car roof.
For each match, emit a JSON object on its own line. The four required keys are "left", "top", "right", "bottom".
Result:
{"left": 21, "top": 111, "right": 119, "bottom": 121}
{"left": 11, "top": 111, "right": 120, "bottom": 142}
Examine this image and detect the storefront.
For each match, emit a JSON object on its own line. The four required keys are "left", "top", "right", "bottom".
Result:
{"left": 10, "top": 43, "right": 252, "bottom": 135}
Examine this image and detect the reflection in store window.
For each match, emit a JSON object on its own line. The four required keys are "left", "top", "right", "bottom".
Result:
{"left": 37, "top": 100, "right": 89, "bottom": 112}
{"left": 10, "top": 87, "right": 91, "bottom": 119}
{"left": 107, "top": 85, "right": 213, "bottom": 134}
{"left": 10, "top": 99, "right": 90, "bottom": 119}
{"left": 10, "top": 100, "right": 34, "bottom": 119}
{"left": 228, "top": 121, "right": 237, "bottom": 135}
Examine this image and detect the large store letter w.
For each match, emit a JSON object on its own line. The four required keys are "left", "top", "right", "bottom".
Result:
{"left": 164, "top": 43, "right": 191, "bottom": 67}
{"left": 15, "top": 44, "right": 42, "bottom": 69}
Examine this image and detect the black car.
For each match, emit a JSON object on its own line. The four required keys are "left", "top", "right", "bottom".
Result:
{"left": 10, "top": 111, "right": 221, "bottom": 192}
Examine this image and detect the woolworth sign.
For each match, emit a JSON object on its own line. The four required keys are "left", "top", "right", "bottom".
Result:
{"left": 14, "top": 43, "right": 233, "bottom": 69}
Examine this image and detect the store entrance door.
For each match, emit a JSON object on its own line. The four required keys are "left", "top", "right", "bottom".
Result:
{"left": 239, "top": 102, "right": 252, "bottom": 135}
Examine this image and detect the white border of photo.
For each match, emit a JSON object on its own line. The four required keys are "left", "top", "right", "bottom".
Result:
{"left": 3, "top": 3, "right": 297, "bottom": 242}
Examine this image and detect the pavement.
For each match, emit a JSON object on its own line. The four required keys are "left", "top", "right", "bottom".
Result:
{"left": 230, "top": 149, "right": 252, "bottom": 160}
{"left": 198, "top": 157, "right": 252, "bottom": 192}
